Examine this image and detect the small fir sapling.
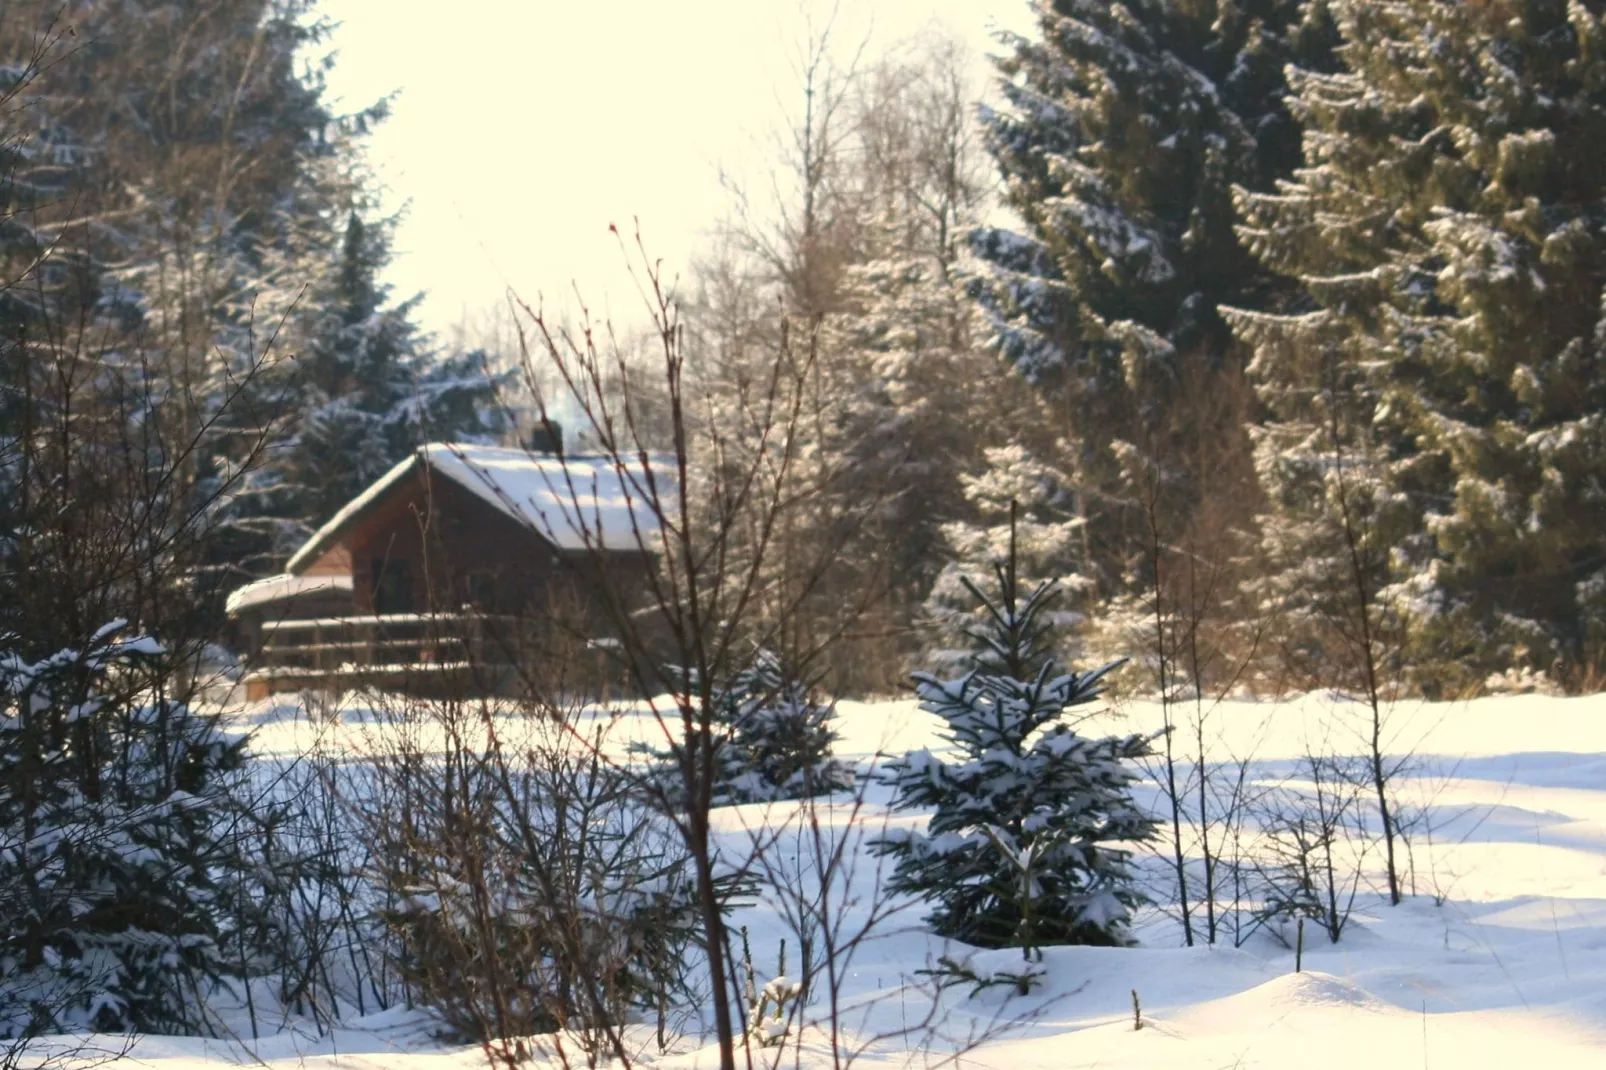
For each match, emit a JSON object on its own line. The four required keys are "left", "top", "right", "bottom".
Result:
{"left": 716, "top": 651, "right": 852, "bottom": 804}
{"left": 876, "top": 507, "right": 1157, "bottom": 951}
{"left": 738, "top": 927, "right": 801, "bottom": 1049}
{"left": 639, "top": 652, "right": 852, "bottom": 807}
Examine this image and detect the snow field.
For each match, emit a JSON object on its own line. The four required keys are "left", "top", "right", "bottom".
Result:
{"left": 85, "top": 688, "right": 1606, "bottom": 1068}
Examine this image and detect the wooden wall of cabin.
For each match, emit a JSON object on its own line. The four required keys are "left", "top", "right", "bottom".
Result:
{"left": 554, "top": 549, "right": 673, "bottom": 679}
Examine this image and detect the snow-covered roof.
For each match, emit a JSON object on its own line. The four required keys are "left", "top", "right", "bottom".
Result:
{"left": 225, "top": 573, "right": 354, "bottom": 616}
{"left": 284, "top": 443, "right": 670, "bottom": 574}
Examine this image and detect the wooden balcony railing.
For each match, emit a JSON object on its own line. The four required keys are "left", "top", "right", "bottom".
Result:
{"left": 239, "top": 611, "right": 633, "bottom": 701}
{"left": 242, "top": 611, "right": 519, "bottom": 699}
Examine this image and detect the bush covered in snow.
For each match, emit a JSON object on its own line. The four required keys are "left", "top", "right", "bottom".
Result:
{"left": 0, "top": 623, "right": 251, "bottom": 1038}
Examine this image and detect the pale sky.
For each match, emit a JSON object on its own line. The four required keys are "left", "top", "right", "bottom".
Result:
{"left": 318, "top": 0, "right": 1030, "bottom": 337}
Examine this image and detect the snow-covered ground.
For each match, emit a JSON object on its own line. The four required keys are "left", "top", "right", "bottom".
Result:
{"left": 58, "top": 688, "right": 1606, "bottom": 1068}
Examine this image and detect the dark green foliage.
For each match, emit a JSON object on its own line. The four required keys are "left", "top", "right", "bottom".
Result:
{"left": 971, "top": 0, "right": 1337, "bottom": 590}
{"left": 256, "top": 213, "right": 507, "bottom": 555}
{"left": 1231, "top": 0, "right": 1606, "bottom": 688}
{"left": 0, "top": 625, "right": 251, "bottom": 1035}
{"left": 638, "top": 652, "right": 852, "bottom": 808}
{"left": 713, "top": 651, "right": 852, "bottom": 804}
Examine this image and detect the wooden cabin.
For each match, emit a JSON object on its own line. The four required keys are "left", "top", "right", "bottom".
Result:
{"left": 227, "top": 443, "right": 665, "bottom": 700}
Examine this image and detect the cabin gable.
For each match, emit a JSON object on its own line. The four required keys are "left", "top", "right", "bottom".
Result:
{"left": 301, "top": 546, "right": 351, "bottom": 576}
{"left": 343, "top": 467, "right": 582, "bottom": 618}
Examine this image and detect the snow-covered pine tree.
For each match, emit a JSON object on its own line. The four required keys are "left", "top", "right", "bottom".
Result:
{"left": 286, "top": 212, "right": 419, "bottom": 523}
{"left": 0, "top": 43, "right": 101, "bottom": 442}
{"left": 0, "top": 0, "right": 389, "bottom": 584}
{"left": 0, "top": 623, "right": 251, "bottom": 1036}
{"left": 290, "top": 213, "right": 504, "bottom": 522}
{"left": 924, "top": 452, "right": 1092, "bottom": 670}
{"left": 1230, "top": 0, "right": 1606, "bottom": 689}
{"left": 715, "top": 650, "right": 851, "bottom": 804}
{"left": 971, "top": 0, "right": 1338, "bottom": 596}
{"left": 687, "top": 38, "right": 1016, "bottom": 691}
{"left": 1218, "top": 2, "right": 1434, "bottom": 689}
{"left": 0, "top": 1, "right": 506, "bottom": 581}
{"left": 877, "top": 521, "right": 1155, "bottom": 951}
{"left": 826, "top": 222, "right": 976, "bottom": 626}
{"left": 1384, "top": 0, "right": 1606, "bottom": 684}
{"left": 235, "top": 211, "right": 507, "bottom": 568}
{"left": 816, "top": 45, "right": 1003, "bottom": 632}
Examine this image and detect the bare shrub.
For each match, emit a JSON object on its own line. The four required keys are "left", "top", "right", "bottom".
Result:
{"left": 345, "top": 687, "right": 706, "bottom": 1065}
{"left": 1252, "top": 749, "right": 1369, "bottom": 946}
{"left": 1096, "top": 358, "right": 1274, "bottom": 947}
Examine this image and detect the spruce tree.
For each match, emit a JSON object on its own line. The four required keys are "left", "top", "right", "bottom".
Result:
{"left": 818, "top": 46, "right": 1003, "bottom": 634}
{"left": 715, "top": 650, "right": 852, "bottom": 804}
{"left": 1230, "top": 0, "right": 1606, "bottom": 688}
{"left": 292, "top": 214, "right": 503, "bottom": 523}
{"left": 828, "top": 224, "right": 986, "bottom": 625}
{"left": 0, "top": 625, "right": 251, "bottom": 1035}
{"left": 0, "top": 0, "right": 388, "bottom": 584}
{"left": 971, "top": 0, "right": 1338, "bottom": 593}
{"left": 640, "top": 652, "right": 851, "bottom": 807}
{"left": 876, "top": 523, "right": 1155, "bottom": 951}
{"left": 291, "top": 213, "right": 424, "bottom": 522}
{"left": 687, "top": 41, "right": 1017, "bottom": 693}
{"left": 0, "top": 2, "right": 510, "bottom": 581}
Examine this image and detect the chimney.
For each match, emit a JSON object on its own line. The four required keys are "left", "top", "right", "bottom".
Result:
{"left": 526, "top": 421, "right": 563, "bottom": 457}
